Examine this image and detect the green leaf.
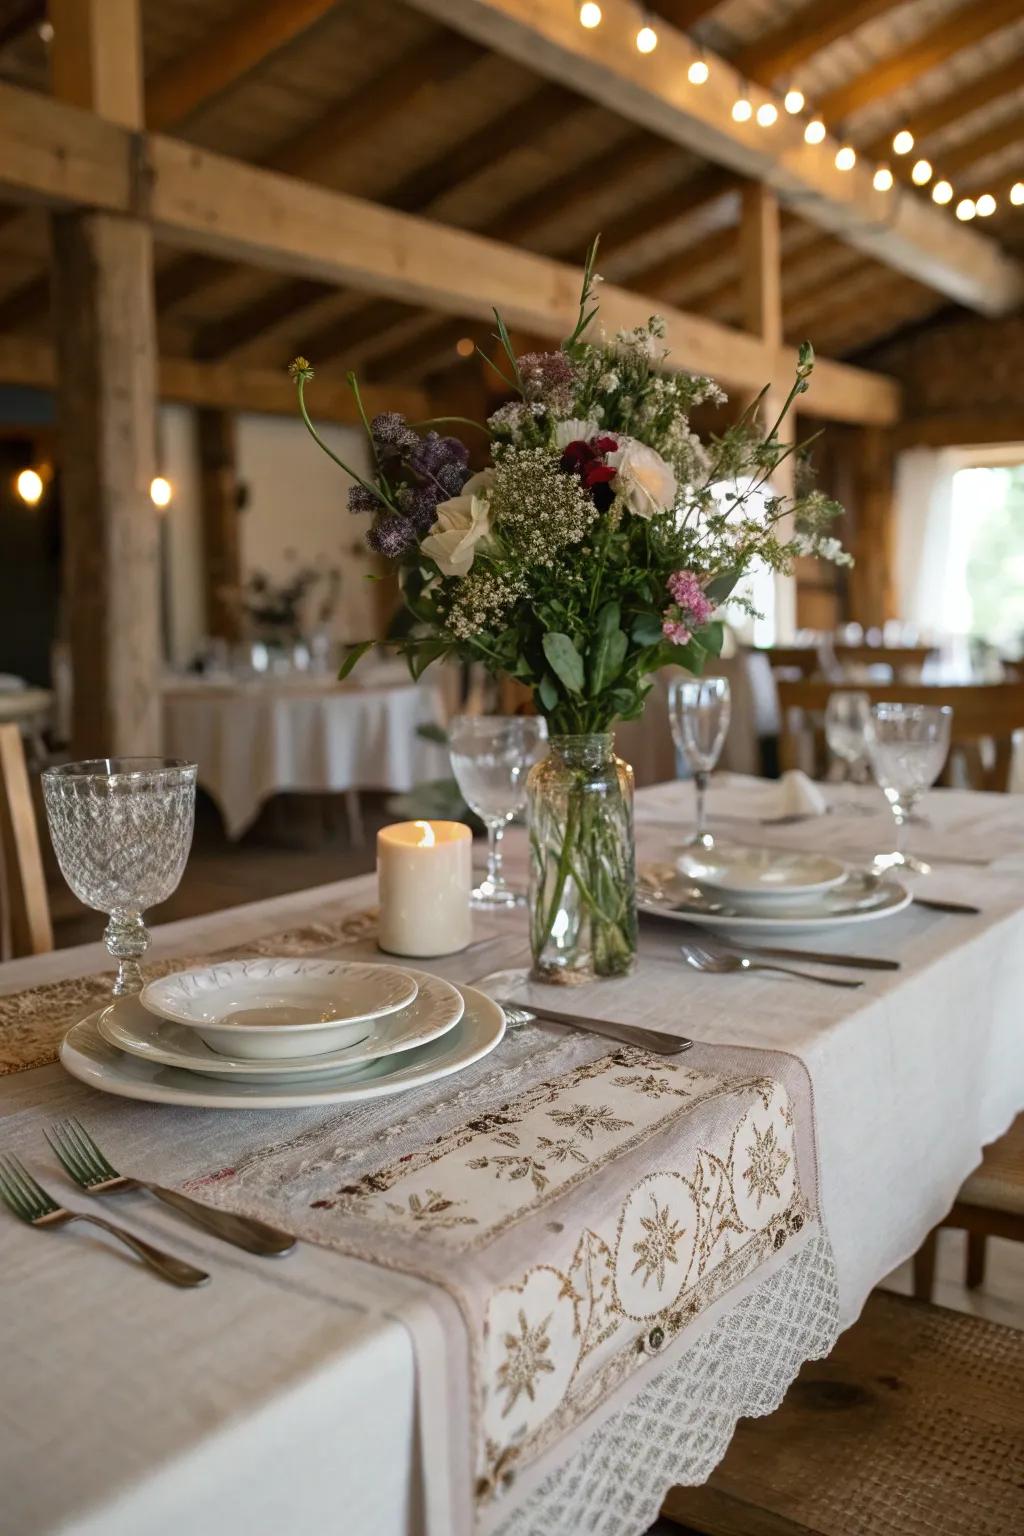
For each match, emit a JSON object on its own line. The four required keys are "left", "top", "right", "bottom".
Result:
{"left": 542, "top": 632, "right": 585, "bottom": 695}
{"left": 337, "top": 640, "right": 374, "bottom": 681}
{"left": 589, "top": 601, "right": 627, "bottom": 697}
{"left": 704, "top": 568, "right": 742, "bottom": 605}
{"left": 538, "top": 673, "right": 559, "bottom": 713}
{"left": 631, "top": 612, "right": 664, "bottom": 647}
{"left": 699, "top": 620, "right": 725, "bottom": 656}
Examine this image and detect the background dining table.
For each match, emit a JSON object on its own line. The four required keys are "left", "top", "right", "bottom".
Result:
{"left": 1, "top": 776, "right": 1022, "bottom": 1536}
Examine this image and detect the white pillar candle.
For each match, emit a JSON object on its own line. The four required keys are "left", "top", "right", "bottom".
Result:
{"left": 377, "top": 820, "right": 473, "bottom": 958}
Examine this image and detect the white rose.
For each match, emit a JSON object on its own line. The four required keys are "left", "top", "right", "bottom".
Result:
{"left": 420, "top": 468, "right": 495, "bottom": 577}
{"left": 552, "top": 417, "right": 601, "bottom": 449}
{"left": 606, "top": 437, "right": 678, "bottom": 519}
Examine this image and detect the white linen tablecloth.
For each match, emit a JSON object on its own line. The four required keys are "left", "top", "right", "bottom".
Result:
{"left": 1, "top": 779, "right": 1023, "bottom": 1535}
{"left": 162, "top": 678, "right": 447, "bottom": 838}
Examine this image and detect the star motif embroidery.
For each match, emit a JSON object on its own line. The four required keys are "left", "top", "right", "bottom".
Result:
{"left": 496, "top": 1309, "right": 556, "bottom": 1416}
{"left": 631, "top": 1195, "right": 685, "bottom": 1289}
{"left": 742, "top": 1123, "right": 790, "bottom": 1208}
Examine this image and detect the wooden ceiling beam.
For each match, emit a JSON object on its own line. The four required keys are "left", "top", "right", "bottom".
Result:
{"left": 866, "top": 56, "right": 1024, "bottom": 159}
{"left": 816, "top": 0, "right": 1023, "bottom": 125}
{"left": 942, "top": 110, "right": 1024, "bottom": 180}
{"left": 401, "top": 0, "right": 1023, "bottom": 315}
{"left": 733, "top": 0, "right": 911, "bottom": 86}
{"left": 0, "top": 80, "right": 900, "bottom": 423}
{"left": 649, "top": 2, "right": 725, "bottom": 28}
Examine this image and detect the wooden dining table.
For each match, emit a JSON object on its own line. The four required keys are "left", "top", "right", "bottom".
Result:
{"left": 1, "top": 775, "right": 1022, "bottom": 1536}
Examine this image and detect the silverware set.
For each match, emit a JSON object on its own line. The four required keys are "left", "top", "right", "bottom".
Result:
{"left": 0, "top": 1118, "right": 295, "bottom": 1286}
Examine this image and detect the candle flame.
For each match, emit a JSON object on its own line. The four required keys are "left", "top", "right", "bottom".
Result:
{"left": 414, "top": 820, "right": 436, "bottom": 847}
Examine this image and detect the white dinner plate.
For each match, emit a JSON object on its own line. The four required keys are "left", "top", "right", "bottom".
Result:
{"left": 98, "top": 969, "right": 464, "bottom": 1080}
{"left": 61, "top": 985, "right": 505, "bottom": 1109}
{"left": 140, "top": 958, "right": 419, "bottom": 1060}
{"left": 676, "top": 844, "right": 848, "bottom": 902}
{"left": 638, "top": 865, "right": 911, "bottom": 934}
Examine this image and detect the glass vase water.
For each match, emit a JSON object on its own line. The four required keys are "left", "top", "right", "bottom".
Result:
{"left": 42, "top": 758, "right": 197, "bottom": 994}
{"left": 527, "top": 733, "right": 637, "bottom": 983}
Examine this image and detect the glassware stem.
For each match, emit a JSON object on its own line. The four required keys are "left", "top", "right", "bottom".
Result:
{"left": 486, "top": 819, "right": 507, "bottom": 896}
{"left": 693, "top": 770, "right": 711, "bottom": 848}
{"left": 105, "top": 910, "right": 149, "bottom": 995}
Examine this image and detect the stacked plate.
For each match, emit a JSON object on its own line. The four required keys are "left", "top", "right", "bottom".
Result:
{"left": 60, "top": 958, "right": 505, "bottom": 1109}
{"left": 638, "top": 844, "right": 910, "bottom": 935}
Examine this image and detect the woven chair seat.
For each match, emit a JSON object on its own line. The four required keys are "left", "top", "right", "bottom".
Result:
{"left": 960, "top": 1113, "right": 1024, "bottom": 1216}
{"left": 661, "top": 1290, "right": 1024, "bottom": 1536}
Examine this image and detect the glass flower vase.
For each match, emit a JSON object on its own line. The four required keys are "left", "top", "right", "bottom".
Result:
{"left": 527, "top": 733, "right": 637, "bottom": 983}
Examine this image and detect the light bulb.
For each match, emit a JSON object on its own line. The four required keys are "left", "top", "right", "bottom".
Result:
{"left": 911, "top": 158, "right": 932, "bottom": 185}
{"left": 892, "top": 129, "right": 914, "bottom": 156}
{"left": 150, "top": 476, "right": 172, "bottom": 508}
{"left": 873, "top": 166, "right": 893, "bottom": 192}
{"left": 835, "top": 145, "right": 856, "bottom": 171}
{"left": 15, "top": 468, "right": 43, "bottom": 505}
{"left": 756, "top": 102, "right": 778, "bottom": 127}
{"left": 932, "top": 179, "right": 953, "bottom": 205}
{"left": 956, "top": 198, "right": 976, "bottom": 221}
{"left": 635, "top": 24, "right": 657, "bottom": 53}
{"left": 732, "top": 97, "right": 752, "bottom": 122}
{"left": 1011, "top": 182, "right": 1024, "bottom": 206}
{"left": 784, "top": 88, "right": 804, "bottom": 114}
{"left": 455, "top": 336, "right": 475, "bottom": 357}
{"left": 975, "top": 192, "right": 996, "bottom": 217}
{"left": 804, "top": 118, "right": 826, "bottom": 145}
{"left": 687, "top": 58, "right": 709, "bottom": 85}
{"left": 578, "top": 1, "right": 601, "bottom": 26}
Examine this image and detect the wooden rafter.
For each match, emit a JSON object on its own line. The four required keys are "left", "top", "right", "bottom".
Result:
{"left": 0, "top": 79, "right": 900, "bottom": 423}
{"left": 733, "top": 0, "right": 911, "bottom": 86}
{"left": 401, "top": 0, "right": 1023, "bottom": 314}
{"left": 866, "top": 55, "right": 1024, "bottom": 158}
{"left": 650, "top": 2, "right": 725, "bottom": 29}
{"left": 942, "top": 110, "right": 1024, "bottom": 179}
{"left": 816, "top": 0, "right": 1024, "bottom": 125}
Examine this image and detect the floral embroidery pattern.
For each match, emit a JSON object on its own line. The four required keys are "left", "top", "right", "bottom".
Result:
{"left": 742, "top": 1124, "right": 791, "bottom": 1209}
{"left": 384, "top": 1188, "right": 476, "bottom": 1229}
{"left": 467, "top": 1153, "right": 550, "bottom": 1194}
{"left": 631, "top": 1196, "right": 687, "bottom": 1289}
{"left": 497, "top": 1309, "right": 556, "bottom": 1416}
{"left": 547, "top": 1103, "right": 633, "bottom": 1139}
{"left": 536, "top": 1135, "right": 590, "bottom": 1166}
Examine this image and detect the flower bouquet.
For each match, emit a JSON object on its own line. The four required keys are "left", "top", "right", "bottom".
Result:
{"left": 291, "top": 239, "right": 846, "bottom": 980}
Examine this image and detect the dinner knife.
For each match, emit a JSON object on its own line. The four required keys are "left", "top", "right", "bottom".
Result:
{"left": 495, "top": 1000, "right": 691, "bottom": 1056}
{"left": 913, "top": 895, "right": 981, "bottom": 915}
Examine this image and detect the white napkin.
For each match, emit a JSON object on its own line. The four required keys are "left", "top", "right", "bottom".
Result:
{"left": 770, "top": 769, "right": 829, "bottom": 818}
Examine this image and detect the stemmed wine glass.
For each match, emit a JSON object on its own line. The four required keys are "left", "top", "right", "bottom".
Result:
{"left": 42, "top": 758, "right": 197, "bottom": 994}
{"left": 865, "top": 703, "right": 951, "bottom": 874}
{"left": 668, "top": 677, "right": 731, "bottom": 849}
{"left": 825, "top": 691, "right": 871, "bottom": 782}
{"left": 448, "top": 715, "right": 547, "bottom": 908}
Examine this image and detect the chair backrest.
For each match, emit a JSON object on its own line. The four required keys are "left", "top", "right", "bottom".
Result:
{"left": 776, "top": 679, "right": 1024, "bottom": 791}
{"left": 0, "top": 724, "right": 54, "bottom": 957}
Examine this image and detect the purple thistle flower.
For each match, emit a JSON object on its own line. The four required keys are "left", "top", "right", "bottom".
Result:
{"left": 367, "top": 513, "right": 417, "bottom": 559}
{"left": 408, "top": 486, "right": 442, "bottom": 533}
{"left": 434, "top": 459, "right": 470, "bottom": 496}
{"left": 371, "top": 412, "right": 418, "bottom": 453}
{"left": 409, "top": 430, "right": 470, "bottom": 480}
{"left": 347, "top": 483, "right": 381, "bottom": 515}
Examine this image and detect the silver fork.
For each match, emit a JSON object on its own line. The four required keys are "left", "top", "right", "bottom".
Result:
{"left": 45, "top": 1119, "right": 295, "bottom": 1257}
{"left": 681, "top": 940, "right": 863, "bottom": 990}
{"left": 0, "top": 1153, "right": 209, "bottom": 1287}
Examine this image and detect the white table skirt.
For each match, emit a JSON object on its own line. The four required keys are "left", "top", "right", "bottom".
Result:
{"left": 2, "top": 779, "right": 1023, "bottom": 1535}
{"left": 162, "top": 678, "right": 448, "bottom": 838}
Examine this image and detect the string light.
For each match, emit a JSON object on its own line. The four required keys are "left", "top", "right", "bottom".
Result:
{"left": 956, "top": 198, "right": 976, "bottom": 221}
{"left": 578, "top": 1, "right": 601, "bottom": 26}
{"left": 732, "top": 97, "right": 752, "bottom": 122}
{"left": 892, "top": 130, "right": 914, "bottom": 156}
{"left": 804, "top": 119, "right": 826, "bottom": 144}
{"left": 835, "top": 145, "right": 856, "bottom": 171}
{"left": 873, "top": 166, "right": 894, "bottom": 192}
{"left": 455, "top": 336, "right": 475, "bottom": 357}
{"left": 784, "top": 88, "right": 804, "bottom": 114}
{"left": 756, "top": 102, "right": 778, "bottom": 127}
{"left": 1011, "top": 182, "right": 1024, "bottom": 205}
{"left": 975, "top": 192, "right": 996, "bottom": 217}
{"left": 150, "top": 476, "right": 173, "bottom": 508}
{"left": 932, "top": 179, "right": 953, "bottom": 205}
{"left": 687, "top": 58, "right": 709, "bottom": 85}
{"left": 14, "top": 468, "right": 43, "bottom": 505}
{"left": 635, "top": 23, "right": 657, "bottom": 52}
{"left": 911, "top": 158, "right": 932, "bottom": 185}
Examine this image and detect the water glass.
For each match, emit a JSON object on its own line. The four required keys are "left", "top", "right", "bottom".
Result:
{"left": 448, "top": 715, "right": 547, "bottom": 907}
{"left": 825, "top": 690, "right": 872, "bottom": 781}
{"left": 865, "top": 703, "right": 951, "bottom": 873}
{"left": 668, "top": 677, "right": 731, "bottom": 848}
{"left": 42, "top": 758, "right": 197, "bottom": 994}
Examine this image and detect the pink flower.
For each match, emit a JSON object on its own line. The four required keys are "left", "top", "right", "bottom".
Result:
{"left": 667, "top": 569, "right": 714, "bottom": 625}
{"left": 662, "top": 617, "right": 692, "bottom": 646}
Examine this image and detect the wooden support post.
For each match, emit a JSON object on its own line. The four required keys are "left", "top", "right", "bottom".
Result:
{"left": 48, "top": 0, "right": 162, "bottom": 755}
{"left": 847, "top": 426, "right": 896, "bottom": 629}
{"left": 739, "top": 183, "right": 797, "bottom": 642}
{"left": 197, "top": 409, "right": 242, "bottom": 640}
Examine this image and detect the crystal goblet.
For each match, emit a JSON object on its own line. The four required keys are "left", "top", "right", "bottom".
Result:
{"left": 668, "top": 677, "right": 731, "bottom": 849}
{"left": 865, "top": 703, "right": 951, "bottom": 875}
{"left": 448, "top": 715, "right": 547, "bottom": 908}
{"left": 42, "top": 758, "right": 197, "bottom": 994}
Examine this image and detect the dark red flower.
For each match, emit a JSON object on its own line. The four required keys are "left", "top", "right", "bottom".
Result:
{"left": 560, "top": 435, "right": 619, "bottom": 490}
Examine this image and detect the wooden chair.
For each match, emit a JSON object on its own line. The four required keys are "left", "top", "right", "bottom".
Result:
{"left": 776, "top": 678, "right": 1024, "bottom": 790}
{"left": 0, "top": 724, "right": 54, "bottom": 957}
{"left": 913, "top": 1114, "right": 1024, "bottom": 1302}
{"left": 661, "top": 1290, "right": 1023, "bottom": 1536}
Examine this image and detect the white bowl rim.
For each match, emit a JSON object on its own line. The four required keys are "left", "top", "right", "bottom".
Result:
{"left": 140, "top": 958, "right": 418, "bottom": 1034}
